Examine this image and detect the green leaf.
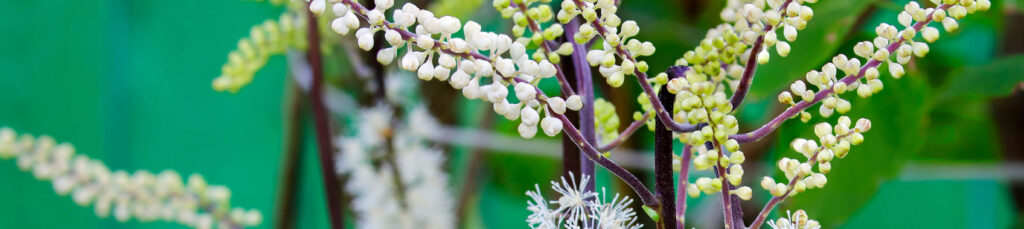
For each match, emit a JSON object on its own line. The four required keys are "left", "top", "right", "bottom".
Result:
{"left": 937, "top": 55, "right": 1024, "bottom": 100}
{"left": 766, "top": 74, "right": 931, "bottom": 227}
{"left": 749, "top": 0, "right": 880, "bottom": 99}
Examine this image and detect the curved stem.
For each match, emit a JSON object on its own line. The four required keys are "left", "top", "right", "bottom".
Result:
{"left": 728, "top": 0, "right": 794, "bottom": 111}
{"left": 731, "top": 4, "right": 951, "bottom": 144}
{"left": 569, "top": 0, "right": 699, "bottom": 133}
{"left": 596, "top": 111, "right": 650, "bottom": 152}
{"left": 510, "top": 1, "right": 577, "bottom": 97}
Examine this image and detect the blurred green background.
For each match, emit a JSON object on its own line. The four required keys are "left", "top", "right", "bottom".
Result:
{"left": 1, "top": 0, "right": 1023, "bottom": 228}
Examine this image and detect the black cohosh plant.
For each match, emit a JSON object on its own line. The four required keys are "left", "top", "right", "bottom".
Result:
{"left": 212, "top": 0, "right": 991, "bottom": 228}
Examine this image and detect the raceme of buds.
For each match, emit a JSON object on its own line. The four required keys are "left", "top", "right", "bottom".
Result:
{"left": 763, "top": 116, "right": 871, "bottom": 197}
{"left": 324, "top": 0, "right": 586, "bottom": 140}
{"left": 213, "top": 13, "right": 305, "bottom": 93}
{"left": 0, "top": 127, "right": 261, "bottom": 229}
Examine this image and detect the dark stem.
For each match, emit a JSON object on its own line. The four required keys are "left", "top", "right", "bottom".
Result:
{"left": 305, "top": 7, "right": 345, "bottom": 229}
{"left": 728, "top": 0, "right": 793, "bottom": 111}
{"left": 674, "top": 144, "right": 693, "bottom": 229}
{"left": 566, "top": 18, "right": 596, "bottom": 192}
{"left": 655, "top": 83, "right": 677, "bottom": 229}
{"left": 561, "top": 19, "right": 583, "bottom": 178}
{"left": 273, "top": 79, "right": 306, "bottom": 229}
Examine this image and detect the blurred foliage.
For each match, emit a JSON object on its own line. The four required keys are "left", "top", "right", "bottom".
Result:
{"left": 0, "top": 0, "right": 1021, "bottom": 228}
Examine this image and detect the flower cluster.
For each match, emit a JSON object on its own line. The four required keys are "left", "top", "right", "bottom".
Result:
{"left": 334, "top": 105, "right": 454, "bottom": 229}
{"left": 760, "top": 117, "right": 870, "bottom": 197}
{"left": 767, "top": 209, "right": 821, "bottom": 229}
{"left": 0, "top": 127, "right": 261, "bottom": 229}
{"left": 525, "top": 173, "right": 641, "bottom": 229}
{"left": 564, "top": 0, "right": 656, "bottom": 88}
{"left": 777, "top": 0, "right": 989, "bottom": 121}
{"left": 213, "top": 12, "right": 307, "bottom": 93}
{"left": 324, "top": 0, "right": 584, "bottom": 140}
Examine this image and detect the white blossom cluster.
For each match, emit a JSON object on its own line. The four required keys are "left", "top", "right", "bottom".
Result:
{"left": 213, "top": 12, "right": 307, "bottom": 93}
{"left": 777, "top": 0, "right": 989, "bottom": 121}
{"left": 760, "top": 117, "right": 870, "bottom": 197}
{"left": 0, "top": 127, "right": 261, "bottom": 229}
{"left": 562, "top": 0, "right": 657, "bottom": 87}
{"left": 525, "top": 173, "right": 642, "bottom": 229}
{"left": 767, "top": 209, "right": 821, "bottom": 229}
{"left": 321, "top": 0, "right": 584, "bottom": 140}
{"left": 674, "top": 0, "right": 816, "bottom": 89}
{"left": 334, "top": 105, "right": 454, "bottom": 229}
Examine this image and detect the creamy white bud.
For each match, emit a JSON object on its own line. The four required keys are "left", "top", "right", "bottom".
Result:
{"left": 433, "top": 65, "right": 451, "bottom": 81}
{"left": 521, "top": 108, "right": 540, "bottom": 126}
{"left": 332, "top": 3, "right": 349, "bottom": 16}
{"left": 518, "top": 123, "right": 537, "bottom": 139}
{"left": 566, "top": 95, "right": 583, "bottom": 111}
{"left": 547, "top": 97, "right": 567, "bottom": 114}
{"left": 921, "top": 26, "right": 939, "bottom": 43}
{"left": 309, "top": 0, "right": 326, "bottom": 14}
{"left": 783, "top": 25, "right": 798, "bottom": 42}
{"left": 541, "top": 116, "right": 563, "bottom": 136}
{"left": 514, "top": 83, "right": 536, "bottom": 102}
{"left": 417, "top": 61, "right": 434, "bottom": 80}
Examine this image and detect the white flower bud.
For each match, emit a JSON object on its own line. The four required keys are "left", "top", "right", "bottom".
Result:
{"left": 566, "top": 95, "right": 583, "bottom": 111}
{"left": 783, "top": 25, "right": 798, "bottom": 42}
{"left": 367, "top": 9, "right": 385, "bottom": 25}
{"left": 357, "top": 33, "right": 375, "bottom": 51}
{"left": 538, "top": 60, "right": 557, "bottom": 78}
{"left": 438, "top": 54, "right": 456, "bottom": 69}
{"left": 449, "top": 70, "right": 470, "bottom": 89}
{"left": 521, "top": 108, "right": 540, "bottom": 126}
{"left": 331, "top": 18, "right": 350, "bottom": 35}
{"left": 518, "top": 123, "right": 537, "bottom": 139}
{"left": 620, "top": 20, "right": 639, "bottom": 38}
{"left": 942, "top": 17, "right": 959, "bottom": 32}
{"left": 416, "top": 35, "right": 435, "bottom": 50}
{"left": 790, "top": 81, "right": 806, "bottom": 94}
{"left": 514, "top": 83, "right": 536, "bottom": 102}
{"left": 811, "top": 173, "right": 827, "bottom": 188}
{"left": 888, "top": 62, "right": 904, "bottom": 79}
{"left": 734, "top": 186, "right": 753, "bottom": 200}
{"left": 417, "top": 61, "right": 434, "bottom": 80}
{"left": 855, "top": 118, "right": 872, "bottom": 132}
{"left": 343, "top": 12, "right": 360, "bottom": 30}
{"left": 541, "top": 116, "right": 563, "bottom": 136}
{"left": 309, "top": 0, "right": 326, "bottom": 15}
{"left": 433, "top": 65, "right": 451, "bottom": 81}
{"left": 776, "top": 41, "right": 791, "bottom": 57}
{"left": 462, "top": 79, "right": 481, "bottom": 99}
{"left": 547, "top": 97, "right": 567, "bottom": 114}
{"left": 332, "top": 3, "right": 349, "bottom": 16}
{"left": 857, "top": 83, "right": 872, "bottom": 98}
{"left": 912, "top": 42, "right": 929, "bottom": 57}
{"left": 921, "top": 26, "right": 939, "bottom": 43}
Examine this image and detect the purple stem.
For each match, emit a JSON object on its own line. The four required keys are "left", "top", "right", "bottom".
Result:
{"left": 568, "top": 0, "right": 698, "bottom": 133}
{"left": 731, "top": 4, "right": 951, "bottom": 144}
{"left": 510, "top": 1, "right": 577, "bottom": 97}
{"left": 565, "top": 17, "right": 598, "bottom": 194}
{"left": 675, "top": 144, "right": 693, "bottom": 229}
{"left": 655, "top": 82, "right": 678, "bottom": 229}
{"left": 728, "top": 0, "right": 794, "bottom": 111}
{"left": 305, "top": 5, "right": 344, "bottom": 229}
